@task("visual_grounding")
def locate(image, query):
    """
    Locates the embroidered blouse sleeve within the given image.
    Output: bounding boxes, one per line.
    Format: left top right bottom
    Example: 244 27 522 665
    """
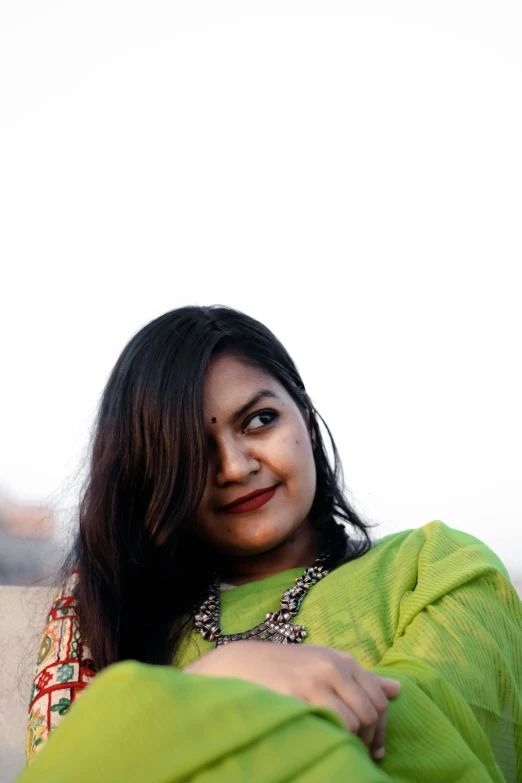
25 570 97 764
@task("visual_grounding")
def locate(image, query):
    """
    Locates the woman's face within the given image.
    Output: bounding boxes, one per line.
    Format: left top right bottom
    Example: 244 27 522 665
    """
192 354 317 557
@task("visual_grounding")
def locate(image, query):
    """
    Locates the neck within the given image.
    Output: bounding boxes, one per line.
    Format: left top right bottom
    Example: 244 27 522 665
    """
217 521 323 587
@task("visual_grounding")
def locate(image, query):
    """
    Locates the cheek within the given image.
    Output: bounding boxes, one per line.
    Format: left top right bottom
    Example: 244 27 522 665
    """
281 426 314 467
275 432 316 492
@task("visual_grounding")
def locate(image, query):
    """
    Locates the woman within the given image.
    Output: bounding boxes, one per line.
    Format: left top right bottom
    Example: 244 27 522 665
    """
21 305 522 782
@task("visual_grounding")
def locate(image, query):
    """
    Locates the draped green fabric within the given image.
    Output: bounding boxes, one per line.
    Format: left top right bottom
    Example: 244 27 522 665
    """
17 521 522 782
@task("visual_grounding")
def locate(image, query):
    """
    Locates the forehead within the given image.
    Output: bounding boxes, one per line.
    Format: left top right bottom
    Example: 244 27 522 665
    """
203 354 284 407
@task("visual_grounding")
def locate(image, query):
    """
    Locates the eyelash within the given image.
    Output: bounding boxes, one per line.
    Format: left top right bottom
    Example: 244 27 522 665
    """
243 408 279 432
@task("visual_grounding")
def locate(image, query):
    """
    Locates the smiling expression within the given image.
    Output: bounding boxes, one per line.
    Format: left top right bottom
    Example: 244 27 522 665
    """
191 354 317 557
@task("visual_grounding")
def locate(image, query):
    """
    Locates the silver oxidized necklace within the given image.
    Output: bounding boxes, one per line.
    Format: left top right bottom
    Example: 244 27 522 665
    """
194 549 331 647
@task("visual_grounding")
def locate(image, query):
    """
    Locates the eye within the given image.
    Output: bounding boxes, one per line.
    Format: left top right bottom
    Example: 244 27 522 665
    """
243 409 279 433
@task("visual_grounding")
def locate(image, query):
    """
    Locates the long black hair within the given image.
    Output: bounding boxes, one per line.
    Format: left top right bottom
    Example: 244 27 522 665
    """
58 305 375 671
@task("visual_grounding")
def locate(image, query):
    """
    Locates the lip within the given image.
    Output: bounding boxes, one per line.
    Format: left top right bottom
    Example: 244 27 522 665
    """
219 485 278 513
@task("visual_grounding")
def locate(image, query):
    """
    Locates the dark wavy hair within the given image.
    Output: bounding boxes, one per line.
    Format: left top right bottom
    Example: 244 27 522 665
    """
58 305 375 671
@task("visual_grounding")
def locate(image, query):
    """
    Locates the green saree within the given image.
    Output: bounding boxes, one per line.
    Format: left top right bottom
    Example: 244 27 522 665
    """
17 521 522 781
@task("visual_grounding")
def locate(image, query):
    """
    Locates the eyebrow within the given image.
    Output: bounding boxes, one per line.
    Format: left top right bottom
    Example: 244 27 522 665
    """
231 389 281 422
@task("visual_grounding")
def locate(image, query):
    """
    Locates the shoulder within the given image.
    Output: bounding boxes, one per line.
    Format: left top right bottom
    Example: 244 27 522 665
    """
368 519 509 580
46 569 80 620
330 520 512 614
26 568 95 764
361 521 516 631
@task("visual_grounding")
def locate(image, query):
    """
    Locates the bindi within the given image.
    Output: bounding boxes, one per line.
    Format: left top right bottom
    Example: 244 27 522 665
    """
211 417 217 423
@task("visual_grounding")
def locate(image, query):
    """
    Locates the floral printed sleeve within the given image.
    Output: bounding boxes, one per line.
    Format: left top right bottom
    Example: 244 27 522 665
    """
25 569 97 764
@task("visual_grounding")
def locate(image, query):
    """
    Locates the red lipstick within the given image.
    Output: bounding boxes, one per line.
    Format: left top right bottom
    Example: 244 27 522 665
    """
219 486 278 514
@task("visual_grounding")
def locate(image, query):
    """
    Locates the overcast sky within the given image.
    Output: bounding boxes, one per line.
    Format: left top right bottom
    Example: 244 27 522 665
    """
1 2 521 576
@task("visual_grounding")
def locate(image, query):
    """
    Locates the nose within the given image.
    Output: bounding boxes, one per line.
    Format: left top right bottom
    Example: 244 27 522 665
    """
214 436 258 485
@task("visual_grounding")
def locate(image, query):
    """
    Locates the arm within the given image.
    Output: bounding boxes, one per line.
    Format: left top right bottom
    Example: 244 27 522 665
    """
369 522 522 782
18 658 393 783
19 524 522 782
26 570 97 764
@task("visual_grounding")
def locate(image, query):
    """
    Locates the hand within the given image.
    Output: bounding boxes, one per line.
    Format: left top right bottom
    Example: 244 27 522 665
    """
184 641 400 760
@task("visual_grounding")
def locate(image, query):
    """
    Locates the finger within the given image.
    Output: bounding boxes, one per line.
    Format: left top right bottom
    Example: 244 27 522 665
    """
317 652 394 753
352 672 392 759
353 671 390 713
328 656 382 749
377 676 401 698
329 674 379 749
332 650 401 698
311 690 362 736
370 701 387 760
368 677 400 759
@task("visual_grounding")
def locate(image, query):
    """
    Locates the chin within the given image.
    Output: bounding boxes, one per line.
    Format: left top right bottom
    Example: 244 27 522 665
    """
217 530 294 558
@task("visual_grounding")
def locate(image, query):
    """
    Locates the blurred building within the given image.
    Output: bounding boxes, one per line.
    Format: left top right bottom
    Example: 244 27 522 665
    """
0 495 63 586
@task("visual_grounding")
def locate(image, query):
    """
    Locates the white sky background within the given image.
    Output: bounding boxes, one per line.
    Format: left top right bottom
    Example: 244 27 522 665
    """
1 2 521 575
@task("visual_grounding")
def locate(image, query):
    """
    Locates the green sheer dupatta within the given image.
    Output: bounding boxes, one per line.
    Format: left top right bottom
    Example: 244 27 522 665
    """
16 660 391 782
17 521 522 782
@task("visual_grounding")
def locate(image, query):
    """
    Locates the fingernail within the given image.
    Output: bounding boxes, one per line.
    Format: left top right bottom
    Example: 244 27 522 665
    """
372 747 385 760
